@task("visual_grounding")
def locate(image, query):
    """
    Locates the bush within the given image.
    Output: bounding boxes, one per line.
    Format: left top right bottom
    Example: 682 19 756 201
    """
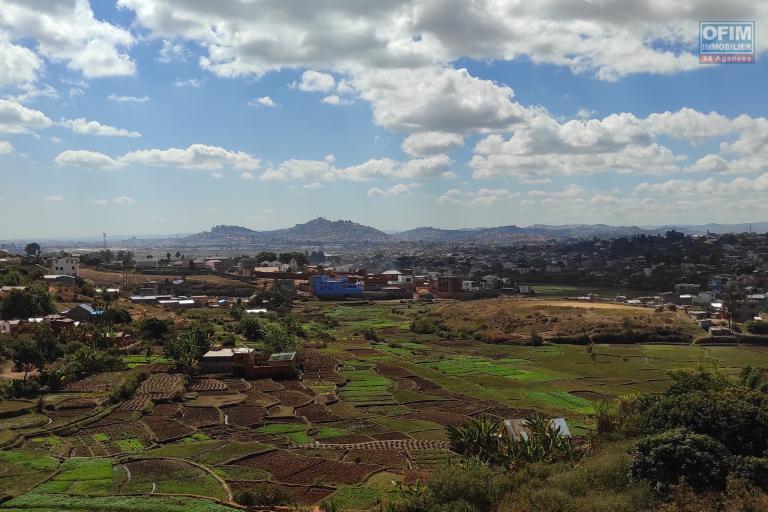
101 307 132 325
638 369 768 456
136 317 169 340
110 370 149 403
746 320 768 335
630 429 731 493
731 456 768 491
238 316 266 341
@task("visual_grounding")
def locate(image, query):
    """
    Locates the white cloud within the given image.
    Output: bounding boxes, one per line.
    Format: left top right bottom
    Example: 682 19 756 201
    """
0 140 12 154
173 78 205 88
158 39 187 62
249 96 277 107
116 0 744 84
0 35 42 86
87 196 137 205
240 171 255 180
399 155 456 179
0 0 135 78
55 150 124 170
295 70 335 92
261 153 457 184
56 144 261 172
0 99 53 134
60 118 141 138
44 195 63 202
368 183 421 197
321 95 352 106
122 144 260 171
107 94 149 103
402 132 464 157
354 67 534 134
437 187 517 206
7 83 59 103
576 108 596 119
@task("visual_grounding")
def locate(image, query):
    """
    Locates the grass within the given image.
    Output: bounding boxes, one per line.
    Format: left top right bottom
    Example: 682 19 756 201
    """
371 417 443 433
122 354 174 368
324 486 382 509
0 450 59 471
523 390 595 414
115 438 144 453
255 423 306 434
1 494 240 511
35 458 114 496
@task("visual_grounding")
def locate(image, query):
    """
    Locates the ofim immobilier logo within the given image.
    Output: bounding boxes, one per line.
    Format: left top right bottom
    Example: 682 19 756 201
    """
700 21 755 64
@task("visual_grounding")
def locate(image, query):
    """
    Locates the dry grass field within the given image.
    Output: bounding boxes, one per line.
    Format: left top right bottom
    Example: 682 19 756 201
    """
425 297 700 343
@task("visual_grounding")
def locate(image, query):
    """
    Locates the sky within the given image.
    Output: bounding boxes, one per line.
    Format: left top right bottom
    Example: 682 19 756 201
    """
1 1 768 238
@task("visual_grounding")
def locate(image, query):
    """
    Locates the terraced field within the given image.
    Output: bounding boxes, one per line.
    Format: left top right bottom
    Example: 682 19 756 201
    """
3 299 768 510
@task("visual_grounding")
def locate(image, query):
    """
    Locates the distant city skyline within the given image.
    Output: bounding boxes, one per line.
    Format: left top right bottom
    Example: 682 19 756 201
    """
1 1 768 238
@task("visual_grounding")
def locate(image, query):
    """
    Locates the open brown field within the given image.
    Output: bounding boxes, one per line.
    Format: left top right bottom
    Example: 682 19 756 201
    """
424 297 701 343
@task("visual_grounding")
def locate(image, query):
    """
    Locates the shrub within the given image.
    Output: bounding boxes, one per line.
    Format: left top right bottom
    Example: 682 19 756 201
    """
731 456 768 491
638 369 768 456
109 369 149 403
630 429 730 493
238 316 266 341
746 320 768 335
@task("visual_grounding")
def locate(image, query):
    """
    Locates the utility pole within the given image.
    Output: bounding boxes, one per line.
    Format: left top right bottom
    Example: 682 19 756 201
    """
103 232 107 250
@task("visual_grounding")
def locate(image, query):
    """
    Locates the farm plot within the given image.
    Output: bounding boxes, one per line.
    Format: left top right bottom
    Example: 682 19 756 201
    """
181 406 222 427
426 355 561 383
34 457 114 495
137 374 186 396
188 378 228 392
222 404 267 428
114 458 228 500
62 372 128 393
228 481 335 505
344 448 409 468
233 449 380 486
337 368 396 407
0 450 59 497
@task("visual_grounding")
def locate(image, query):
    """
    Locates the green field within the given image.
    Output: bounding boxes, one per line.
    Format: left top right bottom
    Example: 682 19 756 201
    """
4 299 768 510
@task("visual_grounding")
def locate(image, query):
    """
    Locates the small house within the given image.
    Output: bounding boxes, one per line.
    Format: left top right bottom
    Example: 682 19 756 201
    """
62 304 103 323
503 418 572 441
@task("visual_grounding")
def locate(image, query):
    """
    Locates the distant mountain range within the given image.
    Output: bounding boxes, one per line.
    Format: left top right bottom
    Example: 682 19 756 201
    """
181 218 768 247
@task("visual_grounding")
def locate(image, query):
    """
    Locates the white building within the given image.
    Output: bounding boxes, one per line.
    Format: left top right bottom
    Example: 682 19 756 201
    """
50 257 80 277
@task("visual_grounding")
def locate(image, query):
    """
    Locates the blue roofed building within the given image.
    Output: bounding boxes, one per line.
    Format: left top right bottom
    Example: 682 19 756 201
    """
310 275 364 299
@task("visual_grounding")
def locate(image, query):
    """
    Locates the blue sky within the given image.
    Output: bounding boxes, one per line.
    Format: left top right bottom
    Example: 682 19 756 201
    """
1 1 767 238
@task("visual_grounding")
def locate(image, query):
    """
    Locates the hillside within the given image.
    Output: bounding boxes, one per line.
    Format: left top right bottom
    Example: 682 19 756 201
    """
266 218 391 243
184 217 391 246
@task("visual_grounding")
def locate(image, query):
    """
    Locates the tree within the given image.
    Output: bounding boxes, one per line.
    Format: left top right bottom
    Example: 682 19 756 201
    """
263 323 298 354
639 369 768 456
0 286 55 320
100 307 132 325
255 252 277 263
630 429 730 493
165 330 210 376
24 242 40 257
239 316 266 341
722 284 746 329
10 338 43 380
137 317 169 340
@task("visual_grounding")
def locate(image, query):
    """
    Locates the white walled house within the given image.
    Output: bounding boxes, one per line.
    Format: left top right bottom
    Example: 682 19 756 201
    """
50 257 80 277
